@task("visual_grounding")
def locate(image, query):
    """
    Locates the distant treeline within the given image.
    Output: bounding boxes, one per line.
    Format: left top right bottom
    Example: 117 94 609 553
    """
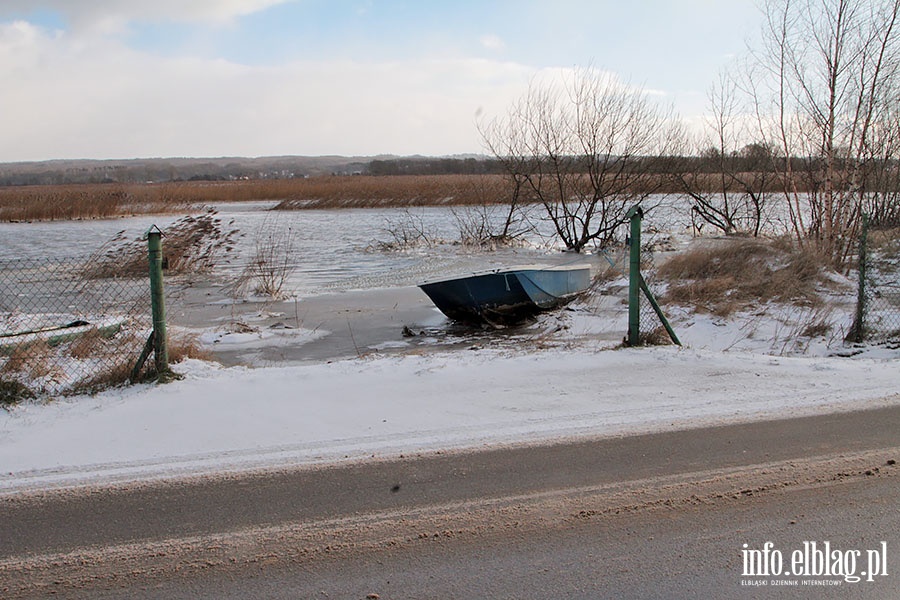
0 155 374 186
368 157 505 176
2 152 896 189
0 156 499 186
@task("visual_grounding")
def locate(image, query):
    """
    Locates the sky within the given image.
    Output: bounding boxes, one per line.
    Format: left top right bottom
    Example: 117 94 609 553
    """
0 0 763 162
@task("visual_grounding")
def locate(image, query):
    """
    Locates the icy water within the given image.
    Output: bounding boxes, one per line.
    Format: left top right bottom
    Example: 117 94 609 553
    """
0 202 606 297
0 199 689 366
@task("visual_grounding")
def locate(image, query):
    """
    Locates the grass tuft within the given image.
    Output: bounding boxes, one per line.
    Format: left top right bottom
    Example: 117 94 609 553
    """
0 379 34 408
657 238 830 316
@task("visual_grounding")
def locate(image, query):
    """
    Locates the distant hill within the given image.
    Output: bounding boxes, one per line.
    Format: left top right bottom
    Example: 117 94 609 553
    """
0 154 498 186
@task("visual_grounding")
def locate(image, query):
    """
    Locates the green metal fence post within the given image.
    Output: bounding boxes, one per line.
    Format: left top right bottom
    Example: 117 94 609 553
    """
853 213 869 343
148 226 169 374
626 205 643 346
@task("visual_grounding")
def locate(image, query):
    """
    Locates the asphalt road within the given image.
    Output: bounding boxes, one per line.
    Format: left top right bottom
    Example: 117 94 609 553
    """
2 404 899 598
110 470 900 600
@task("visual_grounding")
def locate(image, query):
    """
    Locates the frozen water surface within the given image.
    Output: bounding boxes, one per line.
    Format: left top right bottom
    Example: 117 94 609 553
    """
0 202 605 297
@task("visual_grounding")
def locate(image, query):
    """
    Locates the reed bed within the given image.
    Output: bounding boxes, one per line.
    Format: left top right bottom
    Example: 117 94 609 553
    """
0 171 796 223
0 184 189 222
273 174 511 209
0 175 513 222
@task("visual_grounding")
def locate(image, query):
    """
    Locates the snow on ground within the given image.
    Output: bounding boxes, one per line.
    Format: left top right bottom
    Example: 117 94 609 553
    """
1 343 898 494
2 216 898 494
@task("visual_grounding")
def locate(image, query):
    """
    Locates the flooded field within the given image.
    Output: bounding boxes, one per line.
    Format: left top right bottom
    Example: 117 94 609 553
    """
0 201 619 296
0 194 834 374
0 201 637 367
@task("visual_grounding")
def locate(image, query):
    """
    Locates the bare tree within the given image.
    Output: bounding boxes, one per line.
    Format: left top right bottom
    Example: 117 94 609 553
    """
450 174 532 248
673 72 777 236
865 78 900 226
481 67 678 252
747 0 900 268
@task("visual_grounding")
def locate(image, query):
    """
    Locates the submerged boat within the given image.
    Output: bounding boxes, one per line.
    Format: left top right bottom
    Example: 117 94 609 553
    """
418 264 592 326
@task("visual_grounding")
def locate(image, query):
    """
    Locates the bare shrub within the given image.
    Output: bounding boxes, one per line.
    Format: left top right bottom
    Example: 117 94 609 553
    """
231 216 297 299
868 227 900 269
800 319 832 339
377 209 440 251
773 304 841 354
453 204 531 249
658 238 830 316
449 174 532 248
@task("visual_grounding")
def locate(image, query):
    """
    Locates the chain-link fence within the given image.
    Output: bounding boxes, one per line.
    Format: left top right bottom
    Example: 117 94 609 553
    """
853 223 900 344
0 257 151 402
623 206 680 347
638 270 675 345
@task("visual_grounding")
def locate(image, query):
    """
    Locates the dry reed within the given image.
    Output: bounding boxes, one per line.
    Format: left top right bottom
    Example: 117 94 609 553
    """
83 211 240 279
0 175 516 222
657 238 830 317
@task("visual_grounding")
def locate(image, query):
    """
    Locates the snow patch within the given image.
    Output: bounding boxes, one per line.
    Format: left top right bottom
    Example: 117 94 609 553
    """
1 346 897 493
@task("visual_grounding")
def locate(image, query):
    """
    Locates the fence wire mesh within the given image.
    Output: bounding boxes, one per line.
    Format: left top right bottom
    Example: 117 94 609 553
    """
859 228 900 344
0 257 151 400
633 232 679 346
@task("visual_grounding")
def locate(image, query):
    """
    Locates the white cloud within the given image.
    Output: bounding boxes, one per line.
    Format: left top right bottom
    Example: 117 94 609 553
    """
0 24 536 160
480 34 505 51
1 0 291 33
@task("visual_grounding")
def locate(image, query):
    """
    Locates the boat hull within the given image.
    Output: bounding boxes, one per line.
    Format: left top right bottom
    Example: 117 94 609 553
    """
418 265 591 326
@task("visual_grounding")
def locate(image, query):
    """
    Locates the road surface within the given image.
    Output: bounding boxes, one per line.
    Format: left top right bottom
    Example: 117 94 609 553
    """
1 404 898 598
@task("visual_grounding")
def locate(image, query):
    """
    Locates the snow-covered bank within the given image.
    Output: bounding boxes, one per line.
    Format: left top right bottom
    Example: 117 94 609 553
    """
1 346 898 493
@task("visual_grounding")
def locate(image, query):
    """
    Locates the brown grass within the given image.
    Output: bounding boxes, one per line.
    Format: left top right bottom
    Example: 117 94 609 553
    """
0 175 514 222
71 330 209 393
1 341 58 381
868 227 900 263
167 331 212 363
639 326 675 346
0 168 807 223
72 360 136 395
657 238 830 317
272 174 512 209
0 379 34 407
0 184 190 221
67 328 108 359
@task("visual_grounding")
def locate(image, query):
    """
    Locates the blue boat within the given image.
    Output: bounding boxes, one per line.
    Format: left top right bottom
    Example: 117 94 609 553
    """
418 264 592 326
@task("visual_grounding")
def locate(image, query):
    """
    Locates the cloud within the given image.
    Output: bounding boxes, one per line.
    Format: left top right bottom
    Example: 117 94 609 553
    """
0 0 292 33
480 34 505 51
0 23 536 160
